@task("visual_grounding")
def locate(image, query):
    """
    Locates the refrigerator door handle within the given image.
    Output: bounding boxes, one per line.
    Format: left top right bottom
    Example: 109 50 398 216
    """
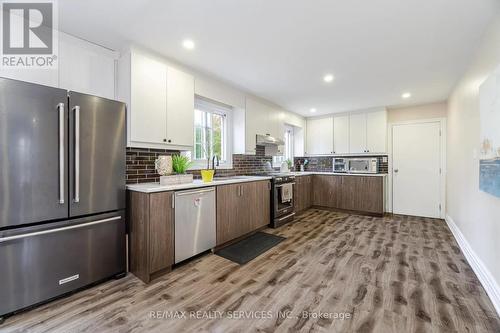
58 102 65 204
0 216 121 243
73 105 80 203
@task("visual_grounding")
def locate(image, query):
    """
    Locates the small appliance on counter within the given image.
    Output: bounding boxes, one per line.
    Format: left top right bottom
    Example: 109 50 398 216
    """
347 158 379 174
333 158 348 173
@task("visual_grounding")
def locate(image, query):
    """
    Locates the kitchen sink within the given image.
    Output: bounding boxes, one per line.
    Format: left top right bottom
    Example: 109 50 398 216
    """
213 176 250 180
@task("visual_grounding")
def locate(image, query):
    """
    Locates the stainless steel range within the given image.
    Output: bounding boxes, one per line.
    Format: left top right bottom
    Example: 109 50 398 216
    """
269 173 296 228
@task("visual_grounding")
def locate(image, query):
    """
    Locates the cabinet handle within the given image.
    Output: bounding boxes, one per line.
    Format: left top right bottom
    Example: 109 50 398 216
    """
163 139 167 142
168 139 172 143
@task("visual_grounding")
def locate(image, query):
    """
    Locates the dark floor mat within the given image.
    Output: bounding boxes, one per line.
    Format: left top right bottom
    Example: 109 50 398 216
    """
215 232 286 265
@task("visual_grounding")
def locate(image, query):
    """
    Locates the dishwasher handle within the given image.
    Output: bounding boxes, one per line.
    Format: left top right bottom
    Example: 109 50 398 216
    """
175 188 215 197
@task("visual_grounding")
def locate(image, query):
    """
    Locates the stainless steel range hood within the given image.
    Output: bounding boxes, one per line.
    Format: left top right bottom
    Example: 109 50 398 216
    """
256 134 285 146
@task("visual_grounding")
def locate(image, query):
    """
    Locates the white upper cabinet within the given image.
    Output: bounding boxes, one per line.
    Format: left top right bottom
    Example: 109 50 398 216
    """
118 50 195 149
130 52 168 144
245 97 285 153
366 110 387 153
0 32 116 98
305 108 387 156
333 114 349 154
59 34 116 99
349 109 387 154
306 117 333 155
245 97 269 153
349 113 368 153
0 66 58 87
269 109 285 139
166 66 194 147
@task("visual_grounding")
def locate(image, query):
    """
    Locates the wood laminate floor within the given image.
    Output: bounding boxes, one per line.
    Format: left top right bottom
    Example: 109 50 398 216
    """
2 209 499 333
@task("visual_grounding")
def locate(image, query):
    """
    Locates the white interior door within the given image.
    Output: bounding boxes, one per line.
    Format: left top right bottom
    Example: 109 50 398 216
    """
392 121 441 218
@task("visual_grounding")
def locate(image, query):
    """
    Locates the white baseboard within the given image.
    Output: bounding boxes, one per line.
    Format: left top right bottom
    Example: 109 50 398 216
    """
445 215 500 316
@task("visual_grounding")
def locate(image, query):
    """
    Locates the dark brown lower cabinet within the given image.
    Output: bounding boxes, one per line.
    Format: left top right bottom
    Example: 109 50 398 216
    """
217 180 270 246
341 176 384 214
294 175 313 213
128 191 174 283
312 175 342 208
311 175 384 215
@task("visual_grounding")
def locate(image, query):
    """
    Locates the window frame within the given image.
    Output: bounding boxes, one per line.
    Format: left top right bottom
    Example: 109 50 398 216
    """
190 96 233 170
272 125 294 168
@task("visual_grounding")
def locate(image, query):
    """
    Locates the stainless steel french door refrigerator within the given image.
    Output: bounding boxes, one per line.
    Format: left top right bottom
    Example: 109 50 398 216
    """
0 78 126 319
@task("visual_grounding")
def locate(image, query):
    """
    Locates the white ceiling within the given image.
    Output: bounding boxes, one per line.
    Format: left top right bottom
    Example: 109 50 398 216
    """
58 0 499 116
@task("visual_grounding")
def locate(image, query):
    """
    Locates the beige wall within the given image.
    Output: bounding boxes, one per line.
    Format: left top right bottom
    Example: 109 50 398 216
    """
447 11 500 310
387 101 447 123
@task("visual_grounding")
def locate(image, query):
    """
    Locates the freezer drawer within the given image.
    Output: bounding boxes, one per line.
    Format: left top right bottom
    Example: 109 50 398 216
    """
174 188 216 263
0 212 126 317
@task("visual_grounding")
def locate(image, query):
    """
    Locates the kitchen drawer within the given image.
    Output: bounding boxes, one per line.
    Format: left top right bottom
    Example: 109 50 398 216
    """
0 213 126 316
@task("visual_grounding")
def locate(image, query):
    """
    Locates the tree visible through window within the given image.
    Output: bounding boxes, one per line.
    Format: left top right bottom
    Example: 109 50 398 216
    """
193 97 228 163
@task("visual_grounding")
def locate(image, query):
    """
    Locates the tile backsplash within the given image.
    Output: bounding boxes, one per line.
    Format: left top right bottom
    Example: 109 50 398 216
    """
126 145 273 184
127 147 389 184
294 155 388 173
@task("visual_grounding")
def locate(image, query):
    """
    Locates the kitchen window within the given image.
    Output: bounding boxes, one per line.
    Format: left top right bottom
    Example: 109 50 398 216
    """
272 125 294 168
192 96 233 168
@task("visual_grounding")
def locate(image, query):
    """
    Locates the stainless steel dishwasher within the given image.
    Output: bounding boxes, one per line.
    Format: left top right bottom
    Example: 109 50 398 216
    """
174 187 216 263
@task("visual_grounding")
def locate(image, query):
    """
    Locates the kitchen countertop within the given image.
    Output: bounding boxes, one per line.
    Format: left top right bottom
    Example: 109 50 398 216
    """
127 176 272 193
291 172 388 177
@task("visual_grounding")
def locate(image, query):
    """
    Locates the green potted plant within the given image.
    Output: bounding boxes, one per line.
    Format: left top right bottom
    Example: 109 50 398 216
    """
172 155 193 174
159 155 194 185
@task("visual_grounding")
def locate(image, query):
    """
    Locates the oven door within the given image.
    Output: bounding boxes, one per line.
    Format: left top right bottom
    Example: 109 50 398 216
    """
274 183 295 217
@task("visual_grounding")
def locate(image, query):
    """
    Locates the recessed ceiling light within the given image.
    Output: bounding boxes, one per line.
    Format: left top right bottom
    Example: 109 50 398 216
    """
402 92 411 99
323 74 334 83
182 39 195 50
310 108 317 113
